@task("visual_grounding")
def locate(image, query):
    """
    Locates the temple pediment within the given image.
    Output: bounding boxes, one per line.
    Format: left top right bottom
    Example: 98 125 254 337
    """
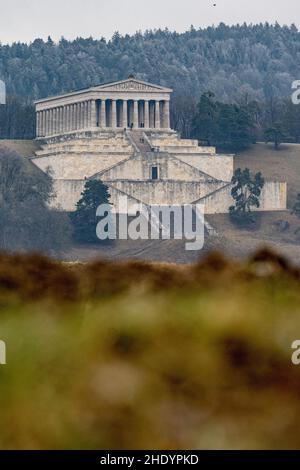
92 78 172 93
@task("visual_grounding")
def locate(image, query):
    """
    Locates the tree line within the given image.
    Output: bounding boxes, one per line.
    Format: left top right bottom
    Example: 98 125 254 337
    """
1 23 300 143
0 23 299 102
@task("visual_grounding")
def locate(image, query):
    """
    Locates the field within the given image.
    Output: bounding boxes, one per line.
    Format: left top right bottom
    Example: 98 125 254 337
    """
1 250 300 449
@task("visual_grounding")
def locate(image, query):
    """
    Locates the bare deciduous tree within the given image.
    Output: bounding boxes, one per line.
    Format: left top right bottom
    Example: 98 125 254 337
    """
0 147 71 254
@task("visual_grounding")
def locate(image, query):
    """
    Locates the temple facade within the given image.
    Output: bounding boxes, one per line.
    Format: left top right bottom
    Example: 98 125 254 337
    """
32 77 287 216
35 77 171 137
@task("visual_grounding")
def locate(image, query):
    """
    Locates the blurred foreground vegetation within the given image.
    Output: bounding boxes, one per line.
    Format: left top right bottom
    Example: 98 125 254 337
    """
0 249 300 449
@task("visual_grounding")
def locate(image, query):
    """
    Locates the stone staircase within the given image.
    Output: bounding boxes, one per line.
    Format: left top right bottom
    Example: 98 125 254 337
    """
127 130 152 154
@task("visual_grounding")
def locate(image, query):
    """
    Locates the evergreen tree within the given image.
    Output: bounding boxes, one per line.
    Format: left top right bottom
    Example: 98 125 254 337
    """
192 93 255 152
70 180 111 244
229 168 265 226
192 92 217 145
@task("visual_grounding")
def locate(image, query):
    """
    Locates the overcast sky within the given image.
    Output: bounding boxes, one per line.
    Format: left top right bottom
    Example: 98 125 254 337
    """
0 0 299 44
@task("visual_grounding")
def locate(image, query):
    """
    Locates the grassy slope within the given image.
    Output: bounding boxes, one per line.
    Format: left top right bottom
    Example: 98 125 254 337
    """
235 142 300 207
0 139 41 158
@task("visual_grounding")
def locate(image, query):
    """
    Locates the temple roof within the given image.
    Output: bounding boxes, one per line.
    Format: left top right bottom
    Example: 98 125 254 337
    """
35 77 172 104
92 78 172 93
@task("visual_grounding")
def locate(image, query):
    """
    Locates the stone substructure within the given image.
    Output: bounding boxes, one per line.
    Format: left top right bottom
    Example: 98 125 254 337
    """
32 78 287 214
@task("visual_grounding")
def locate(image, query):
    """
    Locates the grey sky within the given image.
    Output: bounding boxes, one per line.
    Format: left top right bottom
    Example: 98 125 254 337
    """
0 0 299 44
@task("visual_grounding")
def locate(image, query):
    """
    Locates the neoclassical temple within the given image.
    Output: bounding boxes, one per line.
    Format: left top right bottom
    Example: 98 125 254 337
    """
32 77 286 216
35 77 171 137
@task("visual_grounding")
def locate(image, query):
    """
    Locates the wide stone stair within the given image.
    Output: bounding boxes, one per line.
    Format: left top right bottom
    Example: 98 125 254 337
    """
127 130 153 155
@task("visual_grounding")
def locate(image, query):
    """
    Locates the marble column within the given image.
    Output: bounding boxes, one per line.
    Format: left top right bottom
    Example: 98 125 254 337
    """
79 103 82 129
61 107 64 133
51 109 54 135
80 103 84 130
155 101 161 129
78 103 82 130
42 110 46 136
111 99 117 128
91 100 97 127
59 107 63 133
45 110 49 136
69 105 73 131
64 106 67 132
55 108 59 134
122 100 128 128
85 101 89 128
150 102 155 129
163 100 170 129
61 107 65 133
81 103 85 129
100 99 106 128
73 104 77 131
58 107 62 133
64 106 68 132
53 108 57 134
40 112 43 136
87 101 91 128
68 105 72 131
144 101 149 128
133 100 139 128
67 104 72 132
75 104 79 130
65 106 68 132
44 111 47 136
36 112 41 137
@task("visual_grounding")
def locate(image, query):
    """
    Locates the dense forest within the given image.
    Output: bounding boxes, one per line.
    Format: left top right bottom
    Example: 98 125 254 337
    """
1 23 300 142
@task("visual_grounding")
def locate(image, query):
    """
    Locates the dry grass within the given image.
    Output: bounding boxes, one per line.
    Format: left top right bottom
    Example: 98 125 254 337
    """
235 142 300 207
1 250 300 449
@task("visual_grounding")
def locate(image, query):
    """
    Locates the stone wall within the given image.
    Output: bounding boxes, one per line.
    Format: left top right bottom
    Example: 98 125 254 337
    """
50 178 287 215
32 153 130 180
99 153 221 182
175 155 234 182
52 179 86 212
107 180 227 206
200 181 287 214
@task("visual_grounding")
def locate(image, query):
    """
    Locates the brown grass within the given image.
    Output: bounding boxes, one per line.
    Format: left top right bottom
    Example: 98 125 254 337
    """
0 247 299 303
1 249 300 449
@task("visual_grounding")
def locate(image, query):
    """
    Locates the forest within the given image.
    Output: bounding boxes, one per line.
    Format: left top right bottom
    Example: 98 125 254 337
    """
1 23 300 142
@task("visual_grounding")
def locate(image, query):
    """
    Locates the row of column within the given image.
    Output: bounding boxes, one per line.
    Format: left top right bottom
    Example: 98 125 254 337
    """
37 99 170 137
102 99 170 130
37 100 96 138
